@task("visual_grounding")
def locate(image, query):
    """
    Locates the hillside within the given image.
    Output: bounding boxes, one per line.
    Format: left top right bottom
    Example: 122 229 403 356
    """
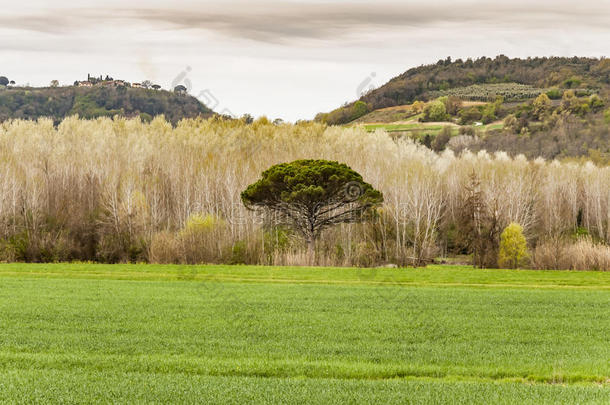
317 56 610 163
0 85 213 124
317 56 610 125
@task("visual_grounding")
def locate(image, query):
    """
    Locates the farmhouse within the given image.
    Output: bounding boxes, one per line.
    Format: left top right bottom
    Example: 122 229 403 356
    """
74 75 135 88
101 80 129 87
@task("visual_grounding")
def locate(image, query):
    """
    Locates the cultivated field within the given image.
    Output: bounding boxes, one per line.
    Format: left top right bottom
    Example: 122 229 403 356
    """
428 83 547 102
362 122 504 134
0 264 608 403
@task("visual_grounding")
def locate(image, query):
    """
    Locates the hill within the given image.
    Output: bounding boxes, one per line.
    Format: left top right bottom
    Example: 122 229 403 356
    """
0 85 214 124
317 56 609 125
317 56 610 163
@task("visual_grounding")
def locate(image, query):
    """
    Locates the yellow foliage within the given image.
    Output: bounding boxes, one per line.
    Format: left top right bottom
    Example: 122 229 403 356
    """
181 213 226 236
498 223 530 269
411 100 425 114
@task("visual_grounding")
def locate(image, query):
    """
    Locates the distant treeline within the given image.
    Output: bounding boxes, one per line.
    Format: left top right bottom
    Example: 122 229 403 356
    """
416 90 609 163
0 86 213 124
453 104 610 164
0 117 607 270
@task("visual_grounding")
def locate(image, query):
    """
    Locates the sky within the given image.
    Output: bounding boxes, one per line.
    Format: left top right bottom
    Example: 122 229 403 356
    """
2 0 609 121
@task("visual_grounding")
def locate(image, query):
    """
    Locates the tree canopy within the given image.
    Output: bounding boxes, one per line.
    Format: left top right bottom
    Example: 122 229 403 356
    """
498 223 530 269
241 159 383 259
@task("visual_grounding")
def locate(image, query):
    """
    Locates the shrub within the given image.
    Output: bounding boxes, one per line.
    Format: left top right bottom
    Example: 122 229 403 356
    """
481 104 497 124
498 223 529 268
503 114 518 132
532 238 610 271
351 101 370 121
432 127 452 152
458 126 475 136
448 134 478 150
149 231 180 264
411 100 425 113
588 94 604 111
532 93 552 120
423 99 448 121
421 134 432 148
546 87 562 99
229 240 247 264
563 76 582 88
181 213 224 235
140 112 153 123
443 96 462 116
178 213 228 264
459 107 482 124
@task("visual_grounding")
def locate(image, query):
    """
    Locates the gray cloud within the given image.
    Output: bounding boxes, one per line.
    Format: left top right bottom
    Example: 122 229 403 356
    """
2 1 609 44
2 0 608 121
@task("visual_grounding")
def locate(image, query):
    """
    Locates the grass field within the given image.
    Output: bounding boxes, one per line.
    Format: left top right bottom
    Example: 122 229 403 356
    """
362 122 504 135
364 123 450 133
0 264 608 403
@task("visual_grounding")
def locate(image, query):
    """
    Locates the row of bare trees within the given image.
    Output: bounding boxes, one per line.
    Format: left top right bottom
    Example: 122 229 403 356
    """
0 116 607 268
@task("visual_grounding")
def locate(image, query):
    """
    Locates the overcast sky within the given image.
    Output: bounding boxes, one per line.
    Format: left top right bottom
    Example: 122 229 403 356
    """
2 0 609 121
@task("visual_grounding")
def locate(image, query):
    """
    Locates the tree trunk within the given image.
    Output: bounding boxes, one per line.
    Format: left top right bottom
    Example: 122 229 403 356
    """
307 236 316 266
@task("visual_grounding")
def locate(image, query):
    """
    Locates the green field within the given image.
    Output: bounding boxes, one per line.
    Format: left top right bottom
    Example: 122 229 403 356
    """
0 264 608 403
364 123 447 133
362 122 503 135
